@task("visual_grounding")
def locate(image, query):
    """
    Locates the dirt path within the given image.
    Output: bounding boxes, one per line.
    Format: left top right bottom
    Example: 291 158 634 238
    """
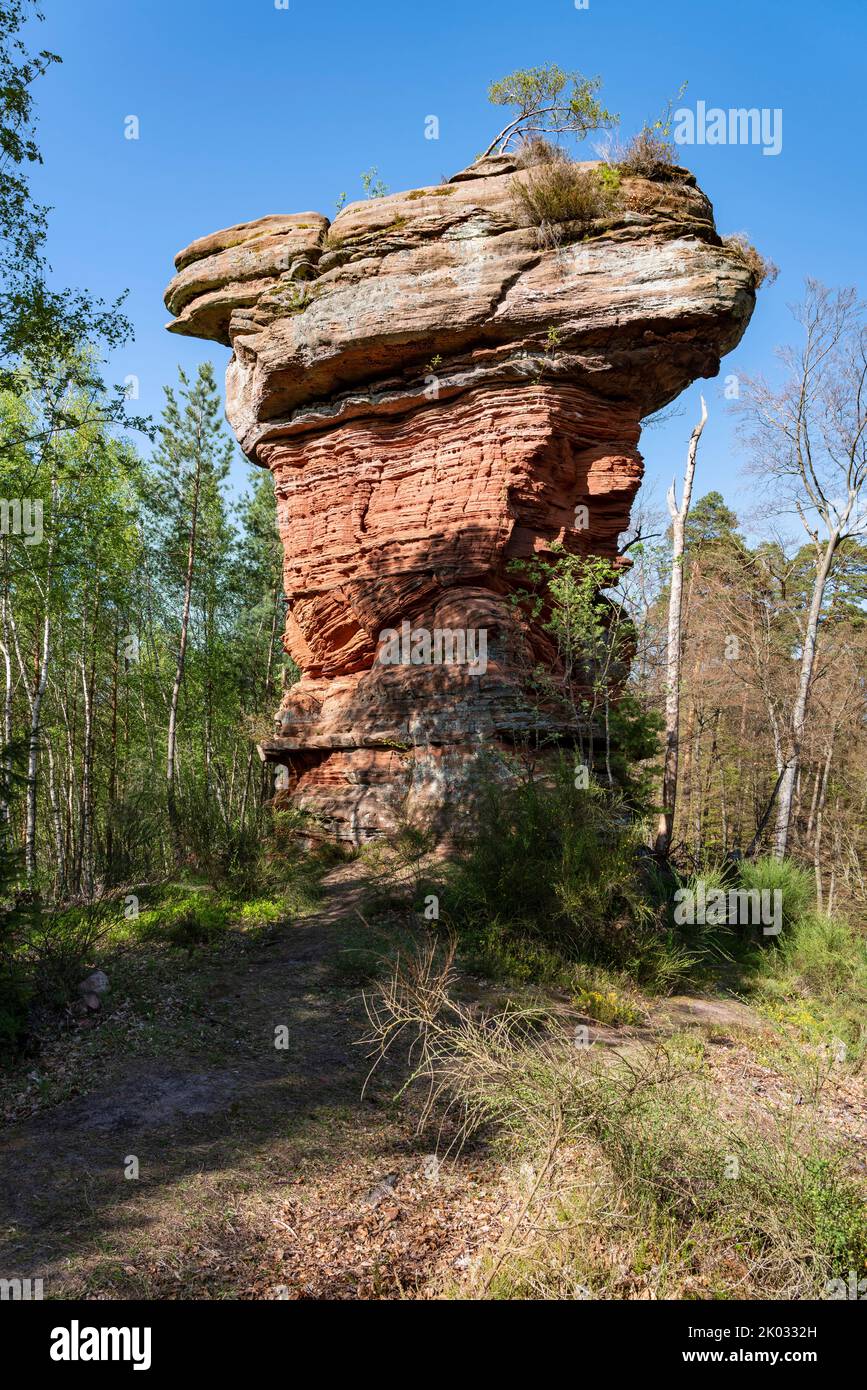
4 868 864 1300
0 866 507 1299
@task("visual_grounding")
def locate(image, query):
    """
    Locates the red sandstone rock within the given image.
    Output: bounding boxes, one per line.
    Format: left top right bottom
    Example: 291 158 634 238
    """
165 155 756 841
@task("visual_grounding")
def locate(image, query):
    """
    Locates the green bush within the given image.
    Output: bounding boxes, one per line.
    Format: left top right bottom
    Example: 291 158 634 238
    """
0 894 116 1058
776 911 867 995
590 1059 867 1285
171 784 264 888
738 855 815 932
0 965 31 1054
137 890 231 948
510 157 619 245
445 764 636 939
372 952 867 1297
441 764 690 992
236 896 286 928
717 856 867 1058
458 917 576 986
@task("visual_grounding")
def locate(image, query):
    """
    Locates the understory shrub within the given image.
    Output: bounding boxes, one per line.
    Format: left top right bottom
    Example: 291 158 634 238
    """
170 783 265 887
649 852 867 1056
0 893 122 1057
738 855 814 930
617 125 677 175
510 153 620 246
365 945 867 1299
440 763 691 992
136 888 231 948
774 910 867 995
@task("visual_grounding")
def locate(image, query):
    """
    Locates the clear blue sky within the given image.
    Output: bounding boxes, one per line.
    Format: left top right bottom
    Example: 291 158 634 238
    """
26 0 867 530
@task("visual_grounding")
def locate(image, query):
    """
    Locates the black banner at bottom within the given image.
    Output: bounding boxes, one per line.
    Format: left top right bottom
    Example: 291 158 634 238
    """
4 1296 863 1375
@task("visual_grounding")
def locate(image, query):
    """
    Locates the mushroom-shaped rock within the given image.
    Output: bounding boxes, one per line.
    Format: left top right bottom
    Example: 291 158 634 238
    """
165 157 755 842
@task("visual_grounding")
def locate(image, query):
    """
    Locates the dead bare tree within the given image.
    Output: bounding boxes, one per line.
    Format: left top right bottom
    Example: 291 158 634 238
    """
654 396 708 857
739 281 867 859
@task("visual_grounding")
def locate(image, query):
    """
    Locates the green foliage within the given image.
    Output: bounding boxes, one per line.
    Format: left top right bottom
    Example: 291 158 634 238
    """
138 363 286 876
647 851 867 1058
755 902 867 1059
0 741 37 1050
0 1 59 268
0 884 120 1058
375 953 867 1297
236 896 285 927
432 770 864 1019
776 910 867 994
587 1057 867 1285
360 167 388 199
510 157 620 245
507 545 659 799
0 4 140 446
739 855 815 931
485 64 617 155
0 352 289 1047
137 889 231 948
684 490 742 551
439 764 688 992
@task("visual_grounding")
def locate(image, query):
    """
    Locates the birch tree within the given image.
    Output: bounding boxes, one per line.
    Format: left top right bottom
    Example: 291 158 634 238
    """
148 364 233 858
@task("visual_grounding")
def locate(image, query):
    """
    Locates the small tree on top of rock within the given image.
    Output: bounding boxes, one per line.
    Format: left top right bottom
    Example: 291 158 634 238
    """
482 64 617 158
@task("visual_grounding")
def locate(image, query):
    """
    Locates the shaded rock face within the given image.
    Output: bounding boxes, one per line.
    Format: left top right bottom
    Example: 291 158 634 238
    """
165 155 755 842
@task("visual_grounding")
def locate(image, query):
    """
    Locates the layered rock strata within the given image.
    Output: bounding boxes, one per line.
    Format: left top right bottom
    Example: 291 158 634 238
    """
165 154 755 841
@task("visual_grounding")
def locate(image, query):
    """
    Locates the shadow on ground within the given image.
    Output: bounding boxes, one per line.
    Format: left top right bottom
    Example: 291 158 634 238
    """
0 870 498 1298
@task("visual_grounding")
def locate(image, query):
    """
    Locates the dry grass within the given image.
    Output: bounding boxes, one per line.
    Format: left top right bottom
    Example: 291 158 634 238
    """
722 233 779 289
364 941 867 1300
616 126 679 176
510 152 620 248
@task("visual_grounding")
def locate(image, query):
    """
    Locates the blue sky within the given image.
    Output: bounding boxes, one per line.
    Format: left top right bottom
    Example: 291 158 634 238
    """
26 0 867 529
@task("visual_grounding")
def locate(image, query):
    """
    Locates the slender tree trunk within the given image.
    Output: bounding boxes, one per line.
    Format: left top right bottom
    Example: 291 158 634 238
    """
827 814 840 916
25 573 52 882
654 396 707 856
692 716 703 868
732 691 748 847
79 655 95 898
0 584 14 841
106 622 119 878
773 532 839 859
812 737 834 909
166 460 202 858
805 762 822 844
22 483 57 885
45 737 66 897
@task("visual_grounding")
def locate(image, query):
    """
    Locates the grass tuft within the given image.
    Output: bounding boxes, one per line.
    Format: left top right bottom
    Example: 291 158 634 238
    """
510 157 620 247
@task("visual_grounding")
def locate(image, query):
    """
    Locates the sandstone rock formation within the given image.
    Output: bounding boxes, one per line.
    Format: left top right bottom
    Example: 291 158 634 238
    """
165 154 756 842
